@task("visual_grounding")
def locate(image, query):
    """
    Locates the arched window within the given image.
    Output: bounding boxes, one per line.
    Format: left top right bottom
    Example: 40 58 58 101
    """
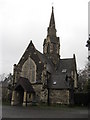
21 56 36 83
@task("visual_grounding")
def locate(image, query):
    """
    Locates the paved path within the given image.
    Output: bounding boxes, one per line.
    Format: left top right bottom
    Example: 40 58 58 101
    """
2 105 88 118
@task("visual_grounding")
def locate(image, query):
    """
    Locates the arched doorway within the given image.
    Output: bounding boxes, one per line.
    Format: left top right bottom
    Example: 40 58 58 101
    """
15 85 24 105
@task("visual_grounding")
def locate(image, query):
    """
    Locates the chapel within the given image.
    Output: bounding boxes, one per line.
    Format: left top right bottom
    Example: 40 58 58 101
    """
11 7 78 106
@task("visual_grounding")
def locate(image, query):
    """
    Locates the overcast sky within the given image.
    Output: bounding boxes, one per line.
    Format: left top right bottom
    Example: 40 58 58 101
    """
89 1 90 34
0 0 89 75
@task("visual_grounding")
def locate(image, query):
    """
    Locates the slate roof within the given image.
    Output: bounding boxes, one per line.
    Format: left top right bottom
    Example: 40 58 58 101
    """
18 41 36 68
49 73 69 89
59 58 75 74
49 58 76 89
14 77 35 93
36 50 55 73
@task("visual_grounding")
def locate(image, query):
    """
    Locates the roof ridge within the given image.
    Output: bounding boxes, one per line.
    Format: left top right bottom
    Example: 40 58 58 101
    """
60 58 74 60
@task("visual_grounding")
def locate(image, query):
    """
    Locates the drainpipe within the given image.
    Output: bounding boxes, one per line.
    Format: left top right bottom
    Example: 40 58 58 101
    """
47 72 51 106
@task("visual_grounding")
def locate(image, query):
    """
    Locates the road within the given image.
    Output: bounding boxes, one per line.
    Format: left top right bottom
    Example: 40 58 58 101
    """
1 105 88 118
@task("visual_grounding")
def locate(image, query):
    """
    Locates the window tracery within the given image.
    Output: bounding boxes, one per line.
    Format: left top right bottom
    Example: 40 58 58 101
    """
21 56 36 83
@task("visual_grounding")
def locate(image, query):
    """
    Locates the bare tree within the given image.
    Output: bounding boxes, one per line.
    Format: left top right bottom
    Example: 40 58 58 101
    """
78 64 88 92
0 73 6 81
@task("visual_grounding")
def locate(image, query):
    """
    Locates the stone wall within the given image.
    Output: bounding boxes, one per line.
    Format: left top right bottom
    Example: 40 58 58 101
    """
50 89 70 105
31 85 70 105
32 84 42 103
40 88 48 103
32 84 48 103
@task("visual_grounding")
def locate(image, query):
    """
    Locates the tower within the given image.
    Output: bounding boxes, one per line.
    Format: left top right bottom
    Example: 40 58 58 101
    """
43 7 60 66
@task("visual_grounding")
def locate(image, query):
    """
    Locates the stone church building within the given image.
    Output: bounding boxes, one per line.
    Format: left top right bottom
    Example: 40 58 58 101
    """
11 7 78 106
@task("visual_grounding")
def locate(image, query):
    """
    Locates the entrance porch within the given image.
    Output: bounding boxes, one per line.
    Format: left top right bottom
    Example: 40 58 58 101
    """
11 77 35 106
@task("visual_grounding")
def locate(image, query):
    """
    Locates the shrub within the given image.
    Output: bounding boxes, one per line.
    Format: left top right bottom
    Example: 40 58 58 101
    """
74 92 88 106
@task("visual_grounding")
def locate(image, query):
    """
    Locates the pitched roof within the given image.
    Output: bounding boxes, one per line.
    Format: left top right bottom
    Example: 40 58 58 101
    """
36 50 55 73
18 41 36 68
14 77 35 93
58 58 75 74
49 58 76 89
49 72 69 89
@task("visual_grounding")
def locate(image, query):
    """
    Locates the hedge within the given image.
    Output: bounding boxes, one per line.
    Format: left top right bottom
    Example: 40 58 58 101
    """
74 92 88 106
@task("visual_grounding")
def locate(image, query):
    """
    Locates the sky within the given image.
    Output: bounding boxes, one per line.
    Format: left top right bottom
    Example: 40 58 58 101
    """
89 1 90 33
0 0 89 75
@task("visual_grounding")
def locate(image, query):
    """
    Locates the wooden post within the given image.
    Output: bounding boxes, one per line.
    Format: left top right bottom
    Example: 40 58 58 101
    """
11 90 15 105
23 91 27 106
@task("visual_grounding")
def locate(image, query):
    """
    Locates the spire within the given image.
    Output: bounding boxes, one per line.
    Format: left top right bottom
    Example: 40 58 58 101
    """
47 6 56 37
49 6 55 28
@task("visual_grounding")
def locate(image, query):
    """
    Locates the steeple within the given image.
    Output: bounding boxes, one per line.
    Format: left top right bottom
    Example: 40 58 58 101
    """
43 6 60 66
47 6 57 37
49 6 55 28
